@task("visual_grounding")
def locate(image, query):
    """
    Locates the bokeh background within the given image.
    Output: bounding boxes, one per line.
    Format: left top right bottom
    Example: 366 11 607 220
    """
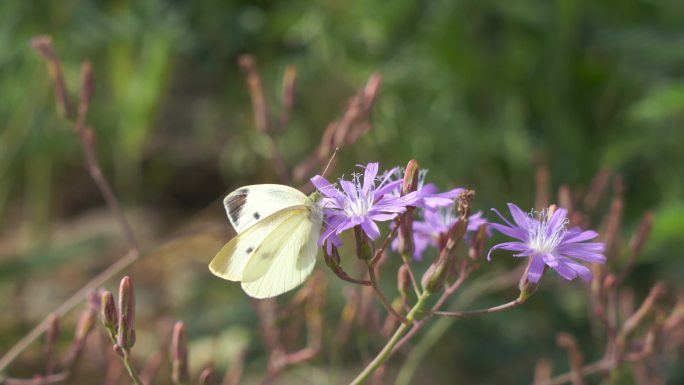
1 1 683 384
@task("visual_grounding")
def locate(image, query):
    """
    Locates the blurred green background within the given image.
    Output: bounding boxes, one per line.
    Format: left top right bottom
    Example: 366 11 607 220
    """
1 0 683 384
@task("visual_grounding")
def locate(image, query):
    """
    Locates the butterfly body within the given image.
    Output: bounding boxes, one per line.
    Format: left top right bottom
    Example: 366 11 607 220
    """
209 184 323 298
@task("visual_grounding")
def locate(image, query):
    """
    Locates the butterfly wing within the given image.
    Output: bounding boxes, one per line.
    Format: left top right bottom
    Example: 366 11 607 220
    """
241 205 323 298
209 207 303 281
223 184 309 233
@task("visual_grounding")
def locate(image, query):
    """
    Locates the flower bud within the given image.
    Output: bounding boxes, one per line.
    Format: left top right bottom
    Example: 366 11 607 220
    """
629 212 653 255
171 321 190 385
100 290 118 331
198 367 214 385
113 344 124 357
401 159 419 196
421 254 449 294
422 217 468 294
117 276 136 350
397 160 419 257
518 260 545 303
468 224 488 261
324 243 342 270
397 264 411 307
282 66 297 114
354 226 374 261
46 313 60 345
80 61 94 106
75 306 95 342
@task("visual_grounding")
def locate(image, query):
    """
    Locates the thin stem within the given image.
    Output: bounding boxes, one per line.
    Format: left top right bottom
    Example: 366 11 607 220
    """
78 131 141 253
2 372 69 385
400 254 422 299
431 298 522 318
366 262 408 325
265 134 292 185
533 359 611 385
371 214 404 268
391 270 471 355
349 291 432 385
122 351 145 385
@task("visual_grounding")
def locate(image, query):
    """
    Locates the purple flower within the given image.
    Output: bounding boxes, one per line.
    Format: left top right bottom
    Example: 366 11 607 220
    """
416 183 464 209
389 169 464 209
392 207 489 260
311 163 419 249
488 203 606 283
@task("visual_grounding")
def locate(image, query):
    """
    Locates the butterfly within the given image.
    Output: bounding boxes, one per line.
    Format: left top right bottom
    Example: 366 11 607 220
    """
209 184 324 298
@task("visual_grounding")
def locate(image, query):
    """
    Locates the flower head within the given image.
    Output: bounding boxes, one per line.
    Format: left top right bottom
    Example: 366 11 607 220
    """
488 203 606 283
311 163 419 249
393 207 489 260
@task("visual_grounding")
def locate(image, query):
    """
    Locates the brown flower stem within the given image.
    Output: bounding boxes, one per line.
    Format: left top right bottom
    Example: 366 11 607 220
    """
366 261 408 325
265 134 292 185
2 41 146 373
0 250 138 373
533 360 611 385
222 350 246 385
2 372 69 385
556 332 586 385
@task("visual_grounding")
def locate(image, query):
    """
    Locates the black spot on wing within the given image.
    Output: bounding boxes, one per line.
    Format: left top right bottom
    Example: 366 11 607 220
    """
227 190 248 224
253 212 261 220
246 247 254 253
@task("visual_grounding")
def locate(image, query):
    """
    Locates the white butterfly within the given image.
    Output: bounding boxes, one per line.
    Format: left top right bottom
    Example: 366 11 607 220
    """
209 184 323 298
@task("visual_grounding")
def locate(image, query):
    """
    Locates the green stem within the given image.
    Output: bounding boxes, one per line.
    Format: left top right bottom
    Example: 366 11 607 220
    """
393 269 522 385
122 350 145 385
349 291 432 385
431 298 522 318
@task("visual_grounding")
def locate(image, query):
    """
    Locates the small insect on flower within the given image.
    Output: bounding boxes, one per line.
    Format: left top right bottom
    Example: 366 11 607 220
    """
488 203 606 283
311 162 419 248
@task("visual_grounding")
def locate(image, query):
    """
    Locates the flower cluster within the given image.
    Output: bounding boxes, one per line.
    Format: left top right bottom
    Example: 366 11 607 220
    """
312 162 606 285
312 163 483 259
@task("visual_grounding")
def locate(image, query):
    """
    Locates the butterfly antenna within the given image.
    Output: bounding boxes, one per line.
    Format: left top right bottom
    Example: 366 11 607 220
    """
321 147 339 178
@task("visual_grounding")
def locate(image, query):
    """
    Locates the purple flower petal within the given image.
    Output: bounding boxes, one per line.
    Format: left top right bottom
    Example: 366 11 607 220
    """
527 256 545 283
487 241 528 261
311 175 345 202
546 208 568 238
563 229 599 243
361 219 381 240
507 203 532 232
362 163 379 195
561 258 593 282
489 223 528 241
544 254 577 281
